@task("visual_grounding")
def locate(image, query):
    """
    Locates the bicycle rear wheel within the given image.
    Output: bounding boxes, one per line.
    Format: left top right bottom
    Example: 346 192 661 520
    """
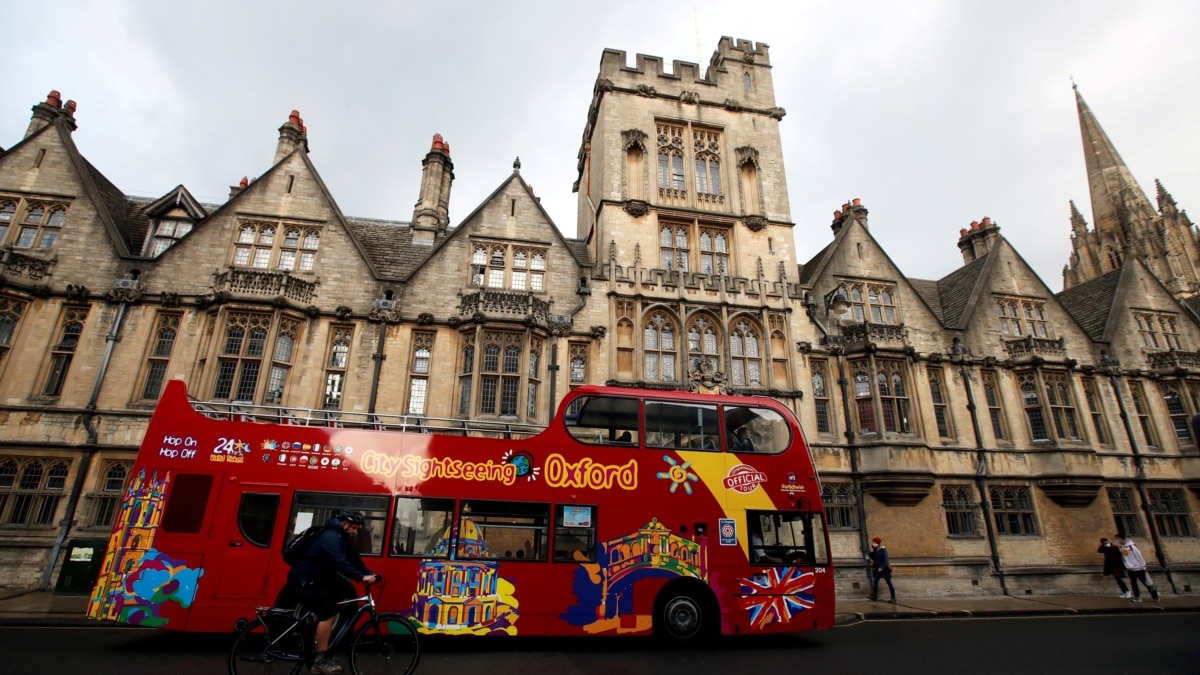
229 614 308 675
349 613 420 675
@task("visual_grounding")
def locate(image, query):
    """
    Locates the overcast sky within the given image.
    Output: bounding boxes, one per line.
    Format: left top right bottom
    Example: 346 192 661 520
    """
3 0 1197 292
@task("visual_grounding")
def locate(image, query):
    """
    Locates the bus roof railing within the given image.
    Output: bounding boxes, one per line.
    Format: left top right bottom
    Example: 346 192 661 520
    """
187 399 545 440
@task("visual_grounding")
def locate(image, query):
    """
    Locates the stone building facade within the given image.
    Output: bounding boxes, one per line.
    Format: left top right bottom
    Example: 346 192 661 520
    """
0 37 1196 597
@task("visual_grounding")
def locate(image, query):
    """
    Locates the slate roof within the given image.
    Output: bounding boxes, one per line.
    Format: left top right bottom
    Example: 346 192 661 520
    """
344 217 438 280
81 156 144 255
1057 267 1122 341
909 278 944 324
936 256 989 329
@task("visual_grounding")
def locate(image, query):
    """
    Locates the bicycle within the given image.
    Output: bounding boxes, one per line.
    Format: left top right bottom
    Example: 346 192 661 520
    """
229 578 420 675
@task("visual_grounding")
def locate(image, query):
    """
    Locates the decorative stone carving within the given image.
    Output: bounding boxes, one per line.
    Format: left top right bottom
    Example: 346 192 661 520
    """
447 316 461 327
735 146 760 168
1003 336 1067 359
766 106 787 120
620 128 648 150
213 268 317 303
305 305 320 317
335 305 353 321
547 314 573 335
623 200 649 217
742 52 755 64
472 311 487 324
160 292 181 308
842 322 908 346
744 215 766 232
65 283 89 304
369 306 400 323
723 98 742 112
272 296 289 308
106 278 144 304
595 78 614 92
416 312 434 325
679 90 700 104
609 240 617 263
687 360 726 394
4 251 53 280
458 290 551 323
590 325 607 339
636 84 657 97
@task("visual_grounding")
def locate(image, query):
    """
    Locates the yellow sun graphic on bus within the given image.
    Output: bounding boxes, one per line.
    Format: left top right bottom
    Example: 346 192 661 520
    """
656 455 699 495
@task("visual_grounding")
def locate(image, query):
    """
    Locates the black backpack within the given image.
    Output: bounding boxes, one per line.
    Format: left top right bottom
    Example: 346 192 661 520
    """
282 525 324 565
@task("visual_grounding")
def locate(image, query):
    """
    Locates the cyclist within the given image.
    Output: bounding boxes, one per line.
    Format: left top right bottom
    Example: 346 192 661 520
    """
281 510 378 675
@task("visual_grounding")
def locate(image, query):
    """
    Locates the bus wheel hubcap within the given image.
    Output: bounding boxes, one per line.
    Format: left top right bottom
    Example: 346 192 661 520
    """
664 597 700 637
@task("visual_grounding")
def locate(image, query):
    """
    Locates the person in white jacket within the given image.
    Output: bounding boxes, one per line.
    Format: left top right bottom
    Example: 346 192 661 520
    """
1116 534 1160 602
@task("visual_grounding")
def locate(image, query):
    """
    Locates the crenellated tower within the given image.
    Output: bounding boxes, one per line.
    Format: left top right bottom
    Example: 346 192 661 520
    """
572 36 801 393
1063 86 1199 297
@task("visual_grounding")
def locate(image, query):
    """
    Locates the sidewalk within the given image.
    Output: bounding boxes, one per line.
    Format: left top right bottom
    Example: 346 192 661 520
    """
835 591 1200 625
3 587 1198 628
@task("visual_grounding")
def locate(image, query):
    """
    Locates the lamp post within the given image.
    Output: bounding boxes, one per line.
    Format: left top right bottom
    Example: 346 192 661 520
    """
951 339 1009 595
1100 353 1176 593
805 288 872 590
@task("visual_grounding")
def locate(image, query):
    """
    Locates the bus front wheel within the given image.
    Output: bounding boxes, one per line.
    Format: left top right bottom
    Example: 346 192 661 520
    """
654 585 713 642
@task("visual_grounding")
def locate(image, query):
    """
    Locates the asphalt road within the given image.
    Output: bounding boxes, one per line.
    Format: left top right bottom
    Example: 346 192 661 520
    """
2 613 1198 674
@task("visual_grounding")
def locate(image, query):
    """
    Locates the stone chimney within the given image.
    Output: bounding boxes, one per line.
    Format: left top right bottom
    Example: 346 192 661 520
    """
25 90 76 138
411 133 455 246
830 198 868 235
274 110 308 164
957 217 1001 264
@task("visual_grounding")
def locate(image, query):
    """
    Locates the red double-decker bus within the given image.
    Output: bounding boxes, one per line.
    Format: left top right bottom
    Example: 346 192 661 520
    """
87 380 834 639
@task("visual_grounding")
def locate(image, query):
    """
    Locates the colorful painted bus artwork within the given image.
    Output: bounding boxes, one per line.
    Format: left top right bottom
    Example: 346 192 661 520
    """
86 468 204 627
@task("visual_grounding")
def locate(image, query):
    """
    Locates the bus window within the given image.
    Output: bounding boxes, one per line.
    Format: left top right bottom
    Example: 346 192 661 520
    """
554 504 597 562
724 406 790 454
563 396 640 446
645 401 720 451
458 500 549 561
237 493 280 547
286 492 389 556
161 474 214 533
747 510 827 566
391 497 455 557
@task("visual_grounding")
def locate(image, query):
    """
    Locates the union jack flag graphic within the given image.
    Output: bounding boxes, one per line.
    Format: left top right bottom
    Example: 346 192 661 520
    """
737 567 816 629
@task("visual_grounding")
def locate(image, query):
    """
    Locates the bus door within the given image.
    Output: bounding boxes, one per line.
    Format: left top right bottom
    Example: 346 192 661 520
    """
212 482 289 598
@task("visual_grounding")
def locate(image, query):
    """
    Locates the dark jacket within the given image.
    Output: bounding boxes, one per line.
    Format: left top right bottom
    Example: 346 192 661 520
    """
1099 541 1125 578
287 517 372 585
870 545 892 578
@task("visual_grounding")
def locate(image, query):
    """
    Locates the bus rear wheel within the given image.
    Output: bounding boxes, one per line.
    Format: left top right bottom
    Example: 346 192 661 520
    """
656 589 710 642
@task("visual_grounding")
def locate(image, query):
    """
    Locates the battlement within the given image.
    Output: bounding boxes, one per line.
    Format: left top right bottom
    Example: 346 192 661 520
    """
597 36 771 92
712 37 771 68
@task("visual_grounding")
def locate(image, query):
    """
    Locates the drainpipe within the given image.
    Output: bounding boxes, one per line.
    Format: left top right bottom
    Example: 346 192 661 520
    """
952 341 1009 595
1102 356 1177 593
41 297 128 590
804 294 872 589
367 321 386 415
547 276 592 420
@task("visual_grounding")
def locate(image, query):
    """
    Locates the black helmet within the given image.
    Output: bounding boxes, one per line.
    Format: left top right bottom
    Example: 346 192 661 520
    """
337 509 366 526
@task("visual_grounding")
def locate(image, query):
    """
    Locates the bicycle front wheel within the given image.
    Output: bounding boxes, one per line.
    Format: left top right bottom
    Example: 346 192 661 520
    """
229 615 308 675
349 613 420 675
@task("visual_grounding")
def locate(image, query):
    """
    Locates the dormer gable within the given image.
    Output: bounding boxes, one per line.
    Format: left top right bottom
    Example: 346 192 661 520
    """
138 185 208 257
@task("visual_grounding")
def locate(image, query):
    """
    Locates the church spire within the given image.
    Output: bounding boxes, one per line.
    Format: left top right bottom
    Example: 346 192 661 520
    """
1074 85 1156 239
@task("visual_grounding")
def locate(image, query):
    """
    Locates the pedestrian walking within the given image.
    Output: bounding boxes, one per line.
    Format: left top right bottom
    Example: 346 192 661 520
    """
1098 537 1130 598
868 536 895 603
1115 533 1160 603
